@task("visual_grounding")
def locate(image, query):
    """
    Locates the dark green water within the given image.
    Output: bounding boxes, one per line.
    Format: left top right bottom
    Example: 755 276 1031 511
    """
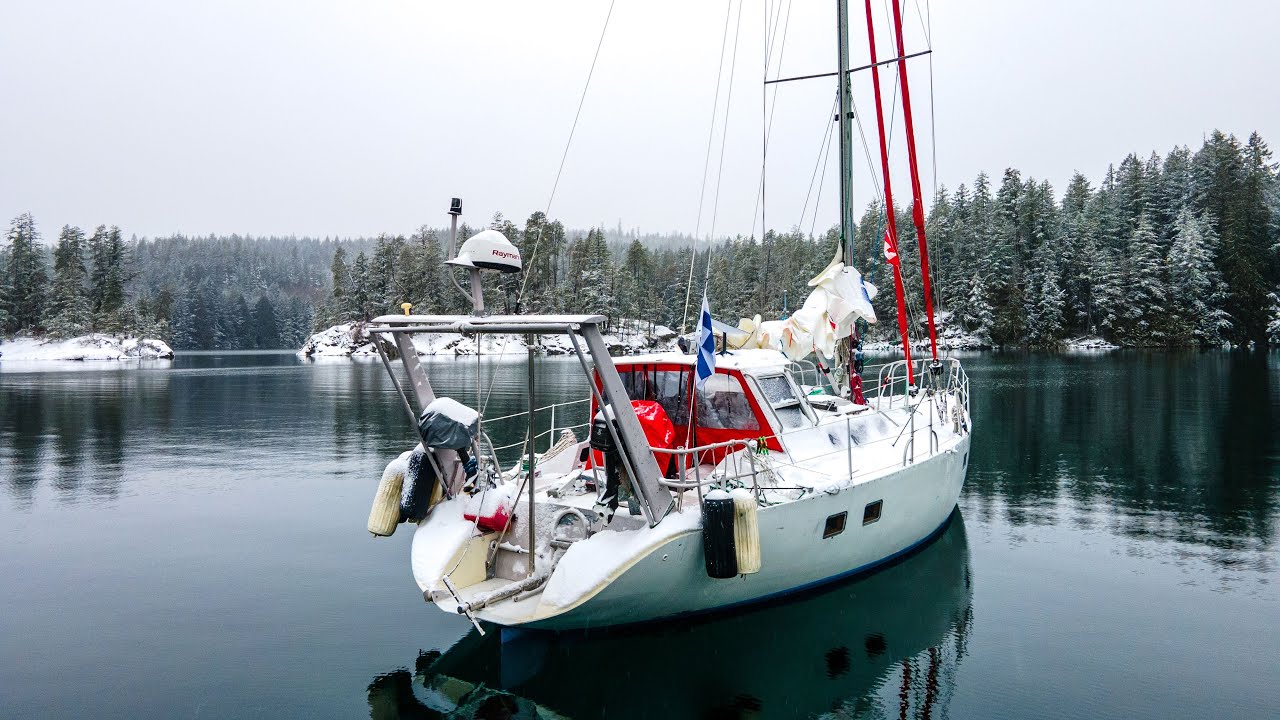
0 351 1276 719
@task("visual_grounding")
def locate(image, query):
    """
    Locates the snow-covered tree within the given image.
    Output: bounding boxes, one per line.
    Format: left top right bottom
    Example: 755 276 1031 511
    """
1122 215 1167 343
1268 292 1280 345
1167 209 1231 346
46 225 93 338
958 273 993 341
87 225 127 332
2 213 48 334
1025 243 1065 347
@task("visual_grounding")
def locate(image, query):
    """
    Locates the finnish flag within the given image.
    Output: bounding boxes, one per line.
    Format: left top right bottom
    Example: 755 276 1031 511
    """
696 293 715 390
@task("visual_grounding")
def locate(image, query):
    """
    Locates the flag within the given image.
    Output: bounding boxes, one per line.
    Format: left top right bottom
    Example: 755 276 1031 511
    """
883 229 900 267
695 293 715 390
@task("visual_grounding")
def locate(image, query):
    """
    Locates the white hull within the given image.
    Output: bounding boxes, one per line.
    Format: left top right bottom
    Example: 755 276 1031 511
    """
410 513 973 719
505 435 967 630
387 346 974 632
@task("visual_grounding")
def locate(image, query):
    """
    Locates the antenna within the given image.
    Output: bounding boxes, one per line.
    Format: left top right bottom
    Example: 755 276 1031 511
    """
447 197 463 257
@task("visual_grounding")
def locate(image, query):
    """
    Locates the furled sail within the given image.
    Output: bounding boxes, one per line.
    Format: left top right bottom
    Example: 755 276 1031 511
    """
733 255 877 362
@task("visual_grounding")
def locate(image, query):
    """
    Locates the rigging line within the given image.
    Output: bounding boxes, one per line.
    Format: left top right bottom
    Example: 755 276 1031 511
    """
853 95 884 203
751 0 794 239
485 0 614 417
913 0 932 47
926 0 938 206
707 0 746 243
764 0 787 77
764 49 931 85
924 0 943 312
809 129 835 238
694 0 735 241
891 0 939 360
752 0 762 245
882 0 902 154
799 94 838 232
682 0 735 335
516 0 616 308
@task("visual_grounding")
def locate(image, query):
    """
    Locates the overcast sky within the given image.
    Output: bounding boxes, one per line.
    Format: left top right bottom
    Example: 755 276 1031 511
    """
2 0 1277 242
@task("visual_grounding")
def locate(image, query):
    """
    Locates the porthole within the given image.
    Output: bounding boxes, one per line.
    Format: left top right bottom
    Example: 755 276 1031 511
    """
863 500 882 525
823 512 847 539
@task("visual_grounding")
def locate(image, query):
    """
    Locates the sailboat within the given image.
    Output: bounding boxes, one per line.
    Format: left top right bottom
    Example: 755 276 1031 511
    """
365 0 972 632
369 514 972 719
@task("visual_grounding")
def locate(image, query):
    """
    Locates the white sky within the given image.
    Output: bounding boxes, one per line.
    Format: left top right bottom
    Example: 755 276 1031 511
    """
2 0 1277 241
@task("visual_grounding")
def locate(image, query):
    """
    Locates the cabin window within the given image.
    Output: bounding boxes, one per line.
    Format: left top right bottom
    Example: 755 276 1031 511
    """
617 367 690 426
863 500 882 525
823 512 847 538
695 374 760 431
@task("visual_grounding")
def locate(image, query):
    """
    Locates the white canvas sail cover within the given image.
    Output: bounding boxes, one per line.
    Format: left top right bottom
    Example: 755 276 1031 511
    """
734 256 876 361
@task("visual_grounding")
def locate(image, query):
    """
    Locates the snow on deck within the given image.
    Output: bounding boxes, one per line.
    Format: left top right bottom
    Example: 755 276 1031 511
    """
0 334 174 361
539 507 702 611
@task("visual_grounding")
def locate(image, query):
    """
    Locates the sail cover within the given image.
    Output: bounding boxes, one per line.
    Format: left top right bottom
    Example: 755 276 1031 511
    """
734 256 877 362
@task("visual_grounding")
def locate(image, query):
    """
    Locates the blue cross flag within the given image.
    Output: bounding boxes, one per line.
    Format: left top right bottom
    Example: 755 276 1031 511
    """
696 293 715 390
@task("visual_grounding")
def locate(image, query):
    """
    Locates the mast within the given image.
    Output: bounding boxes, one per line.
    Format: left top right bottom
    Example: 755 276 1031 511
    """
891 0 940 365
835 0 854 265
862 0 915 385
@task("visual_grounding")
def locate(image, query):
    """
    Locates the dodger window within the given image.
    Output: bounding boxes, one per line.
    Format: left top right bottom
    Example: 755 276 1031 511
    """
755 374 812 430
695 373 761 431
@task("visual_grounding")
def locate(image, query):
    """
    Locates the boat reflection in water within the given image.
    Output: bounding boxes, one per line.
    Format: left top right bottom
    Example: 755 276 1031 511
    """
367 510 973 720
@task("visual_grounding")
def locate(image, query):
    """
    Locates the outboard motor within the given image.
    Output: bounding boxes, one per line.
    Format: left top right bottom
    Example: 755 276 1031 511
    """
590 408 625 524
404 397 480 520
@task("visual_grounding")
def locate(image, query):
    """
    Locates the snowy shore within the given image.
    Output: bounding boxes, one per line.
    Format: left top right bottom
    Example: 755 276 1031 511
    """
0 334 175 361
299 321 680 358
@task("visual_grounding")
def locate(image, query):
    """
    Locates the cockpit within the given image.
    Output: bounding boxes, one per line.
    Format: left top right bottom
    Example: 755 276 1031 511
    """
597 353 816 464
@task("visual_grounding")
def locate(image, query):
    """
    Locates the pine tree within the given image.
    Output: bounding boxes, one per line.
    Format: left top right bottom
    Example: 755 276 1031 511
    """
46 225 92 338
350 251 371 320
570 229 615 324
369 234 406 314
253 296 281 348
1090 245 1125 340
2 213 48 334
1268 292 1280 345
1024 242 1065 347
1122 215 1167 343
1167 209 1231 346
959 273 993 341
324 245 351 326
88 225 127 332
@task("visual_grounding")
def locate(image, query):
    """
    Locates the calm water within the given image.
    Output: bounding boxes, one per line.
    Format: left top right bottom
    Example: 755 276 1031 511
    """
0 351 1277 719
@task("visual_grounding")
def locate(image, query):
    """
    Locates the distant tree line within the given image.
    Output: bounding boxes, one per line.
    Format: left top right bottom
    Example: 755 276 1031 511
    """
321 131 1279 348
5 129 1278 350
0 226 337 350
914 130 1279 348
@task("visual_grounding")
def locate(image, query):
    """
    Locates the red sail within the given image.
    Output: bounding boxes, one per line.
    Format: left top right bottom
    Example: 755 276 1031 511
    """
890 0 939 362
863 0 914 385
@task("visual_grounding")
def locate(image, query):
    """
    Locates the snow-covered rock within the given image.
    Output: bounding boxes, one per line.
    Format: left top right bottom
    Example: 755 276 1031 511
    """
1063 336 1120 351
298 322 381 358
863 311 992 353
300 320 679 358
0 334 174 361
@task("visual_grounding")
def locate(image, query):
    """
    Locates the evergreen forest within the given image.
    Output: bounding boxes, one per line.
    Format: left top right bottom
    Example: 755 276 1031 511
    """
2 130 1278 351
